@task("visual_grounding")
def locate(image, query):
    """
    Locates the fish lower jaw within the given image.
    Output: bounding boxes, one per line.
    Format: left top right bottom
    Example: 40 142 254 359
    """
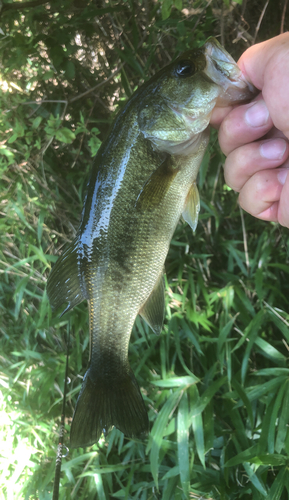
205 59 257 105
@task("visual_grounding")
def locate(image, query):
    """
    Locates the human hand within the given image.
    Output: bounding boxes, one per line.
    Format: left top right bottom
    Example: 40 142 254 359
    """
210 33 289 228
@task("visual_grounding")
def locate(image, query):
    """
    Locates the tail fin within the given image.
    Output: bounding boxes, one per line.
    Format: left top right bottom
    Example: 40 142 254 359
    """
70 368 149 448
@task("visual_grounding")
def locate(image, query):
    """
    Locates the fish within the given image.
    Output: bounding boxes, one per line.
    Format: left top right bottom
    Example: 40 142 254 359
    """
47 38 256 448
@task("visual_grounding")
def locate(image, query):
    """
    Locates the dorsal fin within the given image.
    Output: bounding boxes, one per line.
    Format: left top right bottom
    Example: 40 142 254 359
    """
47 238 86 316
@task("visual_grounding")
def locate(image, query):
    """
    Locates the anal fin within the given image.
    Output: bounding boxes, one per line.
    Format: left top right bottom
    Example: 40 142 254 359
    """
182 181 200 232
139 273 165 335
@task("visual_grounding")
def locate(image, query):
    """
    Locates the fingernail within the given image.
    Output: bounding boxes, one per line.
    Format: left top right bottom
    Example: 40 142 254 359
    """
277 168 288 185
245 100 269 127
260 139 287 160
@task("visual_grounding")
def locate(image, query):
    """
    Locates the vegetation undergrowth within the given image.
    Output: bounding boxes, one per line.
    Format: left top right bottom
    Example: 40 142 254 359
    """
1 1 289 499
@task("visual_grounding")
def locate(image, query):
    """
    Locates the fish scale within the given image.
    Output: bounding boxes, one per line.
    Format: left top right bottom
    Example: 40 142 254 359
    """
47 38 257 448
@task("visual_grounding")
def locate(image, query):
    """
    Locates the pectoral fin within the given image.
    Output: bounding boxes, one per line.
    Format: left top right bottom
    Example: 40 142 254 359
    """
182 182 200 232
139 273 165 335
47 238 87 316
135 156 178 210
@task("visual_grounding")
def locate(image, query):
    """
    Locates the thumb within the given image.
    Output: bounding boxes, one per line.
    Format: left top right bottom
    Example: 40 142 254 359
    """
238 33 289 138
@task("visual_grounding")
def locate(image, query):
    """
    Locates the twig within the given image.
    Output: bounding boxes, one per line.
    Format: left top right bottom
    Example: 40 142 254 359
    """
241 0 248 17
14 65 123 111
191 0 214 38
71 96 98 169
52 327 70 500
281 0 288 33
264 301 289 327
220 1 224 48
211 161 221 204
40 100 67 159
69 64 124 104
0 0 49 13
252 0 270 44
17 99 68 106
239 207 249 273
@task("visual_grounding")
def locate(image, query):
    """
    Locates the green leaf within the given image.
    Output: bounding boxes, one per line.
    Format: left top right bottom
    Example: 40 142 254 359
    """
253 368 289 376
121 68 132 97
55 127 75 144
275 379 289 453
267 309 289 344
190 376 227 418
255 337 287 363
232 377 254 429
180 319 203 355
243 462 268 496
192 408 205 468
255 267 264 301
250 454 287 466
148 390 181 488
151 375 199 387
42 69 54 80
162 0 172 19
88 135 102 157
7 119 26 143
267 467 288 500
267 381 287 454
0 146 15 164
31 116 42 129
233 376 288 407
241 310 266 383
229 438 268 496
177 392 190 497
65 60 75 79
217 316 235 359
224 445 259 467
203 401 214 453
92 456 107 500
13 276 30 319
174 0 182 10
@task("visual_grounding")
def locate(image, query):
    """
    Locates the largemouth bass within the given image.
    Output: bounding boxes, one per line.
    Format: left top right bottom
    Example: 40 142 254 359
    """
47 38 256 448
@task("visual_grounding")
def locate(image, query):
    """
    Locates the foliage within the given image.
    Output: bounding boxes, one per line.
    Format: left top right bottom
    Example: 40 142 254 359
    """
1 1 289 499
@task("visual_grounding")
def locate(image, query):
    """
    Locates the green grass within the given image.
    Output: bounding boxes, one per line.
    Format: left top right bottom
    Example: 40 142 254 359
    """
1 1 289 499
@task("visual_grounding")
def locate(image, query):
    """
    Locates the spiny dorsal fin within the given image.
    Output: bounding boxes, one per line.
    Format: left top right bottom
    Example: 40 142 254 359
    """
139 273 165 335
47 238 86 316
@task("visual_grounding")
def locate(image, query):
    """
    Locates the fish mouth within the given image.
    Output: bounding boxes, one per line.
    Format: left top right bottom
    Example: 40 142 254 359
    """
203 37 258 105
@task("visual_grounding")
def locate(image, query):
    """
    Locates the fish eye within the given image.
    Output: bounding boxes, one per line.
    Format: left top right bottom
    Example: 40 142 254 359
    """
175 60 195 77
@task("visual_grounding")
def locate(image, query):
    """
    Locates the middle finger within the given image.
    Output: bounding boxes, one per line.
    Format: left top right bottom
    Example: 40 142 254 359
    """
224 138 289 192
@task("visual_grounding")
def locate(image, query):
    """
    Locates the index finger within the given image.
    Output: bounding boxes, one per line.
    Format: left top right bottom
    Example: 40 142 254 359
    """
210 105 233 129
